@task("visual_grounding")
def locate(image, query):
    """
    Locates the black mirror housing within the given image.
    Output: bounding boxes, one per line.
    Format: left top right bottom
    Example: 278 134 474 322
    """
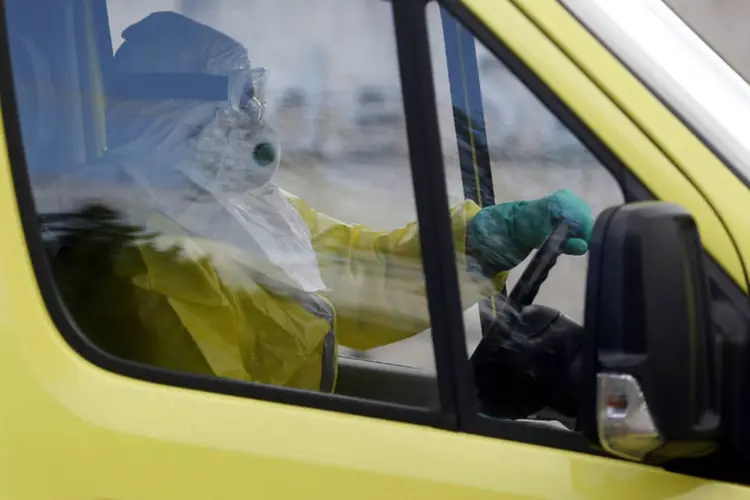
579 202 720 464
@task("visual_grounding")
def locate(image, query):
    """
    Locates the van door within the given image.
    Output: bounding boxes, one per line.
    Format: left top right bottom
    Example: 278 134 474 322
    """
433 0 750 492
0 0 468 498
1 0 749 499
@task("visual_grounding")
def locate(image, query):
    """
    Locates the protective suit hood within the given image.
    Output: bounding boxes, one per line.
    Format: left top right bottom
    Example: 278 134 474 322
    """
52 11 328 293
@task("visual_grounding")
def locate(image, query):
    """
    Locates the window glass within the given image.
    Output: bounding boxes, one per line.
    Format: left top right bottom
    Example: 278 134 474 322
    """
7 0 458 408
428 6 624 425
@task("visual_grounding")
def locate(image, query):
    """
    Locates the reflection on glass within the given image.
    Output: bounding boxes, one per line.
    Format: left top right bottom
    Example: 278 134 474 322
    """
428 5 624 424
11 0 480 406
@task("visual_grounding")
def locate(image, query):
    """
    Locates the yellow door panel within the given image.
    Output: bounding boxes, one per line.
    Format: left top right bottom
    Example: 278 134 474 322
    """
0 97 742 498
2 0 748 497
455 0 750 495
463 0 747 292
511 0 750 291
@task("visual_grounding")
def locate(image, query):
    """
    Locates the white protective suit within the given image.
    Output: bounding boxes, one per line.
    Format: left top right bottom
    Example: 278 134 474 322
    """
35 11 503 391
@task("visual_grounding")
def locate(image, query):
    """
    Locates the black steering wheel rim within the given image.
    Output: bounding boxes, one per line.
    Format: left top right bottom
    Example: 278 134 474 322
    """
507 222 569 309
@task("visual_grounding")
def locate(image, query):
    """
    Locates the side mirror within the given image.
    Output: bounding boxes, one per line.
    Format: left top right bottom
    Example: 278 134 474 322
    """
579 202 720 464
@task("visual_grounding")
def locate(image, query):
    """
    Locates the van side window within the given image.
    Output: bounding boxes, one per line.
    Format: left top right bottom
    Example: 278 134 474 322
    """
428 5 624 426
430 6 623 336
11 0 458 413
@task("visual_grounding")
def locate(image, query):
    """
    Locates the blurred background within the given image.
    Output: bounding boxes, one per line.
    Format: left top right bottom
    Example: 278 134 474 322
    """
665 0 750 81
102 0 747 371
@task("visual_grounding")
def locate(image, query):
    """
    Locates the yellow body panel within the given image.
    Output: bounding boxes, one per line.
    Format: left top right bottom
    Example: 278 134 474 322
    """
464 0 747 291
1 0 749 498
511 0 750 290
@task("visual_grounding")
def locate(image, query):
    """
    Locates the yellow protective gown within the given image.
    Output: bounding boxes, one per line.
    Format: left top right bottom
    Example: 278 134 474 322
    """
36 10 508 392
56 193 507 392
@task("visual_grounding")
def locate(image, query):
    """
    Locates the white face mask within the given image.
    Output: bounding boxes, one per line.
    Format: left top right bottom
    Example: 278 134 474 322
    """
107 98 328 295
188 106 280 195
167 106 327 294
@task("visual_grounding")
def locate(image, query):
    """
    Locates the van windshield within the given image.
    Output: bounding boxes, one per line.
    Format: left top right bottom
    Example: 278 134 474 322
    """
562 0 750 185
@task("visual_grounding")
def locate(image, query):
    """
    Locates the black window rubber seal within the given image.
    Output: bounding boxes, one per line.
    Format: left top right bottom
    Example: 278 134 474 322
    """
552 0 750 295
392 0 475 427
0 0 455 430
437 0 750 460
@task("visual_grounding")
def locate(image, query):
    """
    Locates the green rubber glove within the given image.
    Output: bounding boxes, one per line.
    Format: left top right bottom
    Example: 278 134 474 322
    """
467 189 594 274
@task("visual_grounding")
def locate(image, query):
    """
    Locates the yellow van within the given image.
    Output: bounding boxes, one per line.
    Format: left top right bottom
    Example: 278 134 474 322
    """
2 0 750 497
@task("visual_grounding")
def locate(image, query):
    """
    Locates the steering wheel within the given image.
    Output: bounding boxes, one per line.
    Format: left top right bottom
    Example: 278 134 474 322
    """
473 221 586 420
472 221 586 420
507 222 570 309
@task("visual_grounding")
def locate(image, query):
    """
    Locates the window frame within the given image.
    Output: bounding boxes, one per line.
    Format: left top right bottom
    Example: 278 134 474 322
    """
0 0 461 430
4 0 748 471
436 0 629 454
560 0 750 191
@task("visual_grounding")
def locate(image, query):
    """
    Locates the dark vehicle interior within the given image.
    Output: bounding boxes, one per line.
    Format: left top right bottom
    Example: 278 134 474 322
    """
11 0 523 412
